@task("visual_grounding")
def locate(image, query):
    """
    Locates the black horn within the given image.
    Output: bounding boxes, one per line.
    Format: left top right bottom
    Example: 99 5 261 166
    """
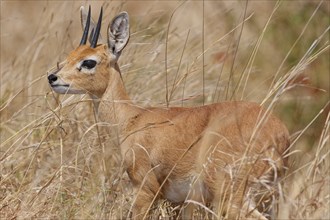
91 7 103 48
80 6 91 46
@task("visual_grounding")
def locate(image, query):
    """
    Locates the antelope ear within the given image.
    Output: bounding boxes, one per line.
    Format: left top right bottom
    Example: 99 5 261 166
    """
108 12 129 58
80 6 103 44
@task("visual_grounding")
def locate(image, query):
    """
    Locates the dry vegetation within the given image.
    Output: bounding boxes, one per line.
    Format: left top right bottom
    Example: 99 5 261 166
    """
1 1 329 219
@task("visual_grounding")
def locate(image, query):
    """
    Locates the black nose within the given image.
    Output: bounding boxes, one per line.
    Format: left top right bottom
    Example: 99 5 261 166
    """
48 74 58 84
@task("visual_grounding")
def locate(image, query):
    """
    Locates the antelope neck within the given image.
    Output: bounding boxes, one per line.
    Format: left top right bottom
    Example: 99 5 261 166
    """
98 63 140 128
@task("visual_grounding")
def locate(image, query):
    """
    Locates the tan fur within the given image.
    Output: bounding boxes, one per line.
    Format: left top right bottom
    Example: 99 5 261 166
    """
48 11 290 220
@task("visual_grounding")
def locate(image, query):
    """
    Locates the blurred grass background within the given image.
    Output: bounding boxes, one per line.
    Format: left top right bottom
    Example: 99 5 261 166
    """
1 1 329 219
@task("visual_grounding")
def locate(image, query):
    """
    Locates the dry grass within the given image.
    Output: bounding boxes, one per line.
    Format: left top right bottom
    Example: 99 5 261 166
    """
1 1 329 219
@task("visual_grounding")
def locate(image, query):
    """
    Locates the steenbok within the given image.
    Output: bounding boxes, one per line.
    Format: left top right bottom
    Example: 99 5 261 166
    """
47 6 290 220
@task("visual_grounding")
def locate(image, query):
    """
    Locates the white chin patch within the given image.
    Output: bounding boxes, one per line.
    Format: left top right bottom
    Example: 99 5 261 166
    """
51 85 84 94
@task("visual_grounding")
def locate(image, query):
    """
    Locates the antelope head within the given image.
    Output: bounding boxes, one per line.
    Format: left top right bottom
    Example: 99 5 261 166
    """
47 6 129 98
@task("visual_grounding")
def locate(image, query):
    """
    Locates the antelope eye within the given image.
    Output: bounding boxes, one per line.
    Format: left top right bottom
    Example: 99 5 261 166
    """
81 60 97 69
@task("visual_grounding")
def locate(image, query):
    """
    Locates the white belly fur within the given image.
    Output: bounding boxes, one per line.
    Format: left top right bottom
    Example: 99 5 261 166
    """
163 176 210 203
